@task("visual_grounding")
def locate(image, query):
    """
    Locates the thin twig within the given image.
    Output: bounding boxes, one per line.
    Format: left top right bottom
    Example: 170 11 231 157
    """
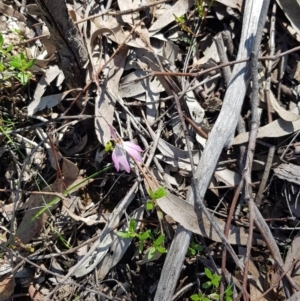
264 2 277 124
74 0 172 24
150 45 300 78
254 145 275 207
0 247 116 300
242 1 271 300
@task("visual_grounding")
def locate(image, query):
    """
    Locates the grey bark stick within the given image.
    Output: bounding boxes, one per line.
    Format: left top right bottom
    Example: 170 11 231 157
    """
154 1 264 300
35 0 88 91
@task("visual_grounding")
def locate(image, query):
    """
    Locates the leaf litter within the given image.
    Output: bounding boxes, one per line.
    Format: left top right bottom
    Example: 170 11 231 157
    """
1 0 300 300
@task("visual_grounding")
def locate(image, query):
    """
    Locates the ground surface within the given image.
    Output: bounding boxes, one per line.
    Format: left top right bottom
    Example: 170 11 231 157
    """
1 0 300 301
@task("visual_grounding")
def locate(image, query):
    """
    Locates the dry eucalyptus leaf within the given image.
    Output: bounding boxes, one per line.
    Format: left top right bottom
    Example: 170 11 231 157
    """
286 292 300 301
270 97 300 121
95 46 128 146
62 204 106 226
29 65 63 109
214 0 243 11
97 207 144 280
71 185 138 277
283 231 300 289
156 153 199 175
58 121 88 156
148 0 194 36
117 0 140 25
276 0 300 39
214 168 241 187
13 179 65 245
151 36 180 63
185 89 205 125
127 48 175 95
120 69 164 124
233 108 300 144
156 192 262 245
13 159 78 245
265 87 300 121
0 274 14 301
194 33 220 67
119 70 164 98
93 16 147 49
28 88 81 115
248 259 271 301
61 157 79 186
0 2 25 21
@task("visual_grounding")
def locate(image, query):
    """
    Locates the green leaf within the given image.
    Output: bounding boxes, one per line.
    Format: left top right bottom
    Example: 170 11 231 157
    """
225 284 234 301
154 234 165 246
190 248 196 256
194 244 202 252
25 59 35 69
156 246 167 254
0 34 3 48
208 293 220 300
204 268 213 280
148 187 167 200
148 189 155 200
138 230 150 241
211 275 221 287
146 201 154 211
6 44 13 52
187 247 196 256
148 246 156 260
128 218 136 233
138 240 144 254
225 286 233 297
202 282 211 289
10 59 23 69
187 241 202 256
190 295 200 301
20 72 28 85
116 231 135 239
174 14 185 23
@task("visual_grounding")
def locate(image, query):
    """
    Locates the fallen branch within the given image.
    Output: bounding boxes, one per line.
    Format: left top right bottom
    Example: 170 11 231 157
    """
154 1 264 300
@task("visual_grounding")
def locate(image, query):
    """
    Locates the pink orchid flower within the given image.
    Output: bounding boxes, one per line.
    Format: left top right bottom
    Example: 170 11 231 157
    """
109 125 143 173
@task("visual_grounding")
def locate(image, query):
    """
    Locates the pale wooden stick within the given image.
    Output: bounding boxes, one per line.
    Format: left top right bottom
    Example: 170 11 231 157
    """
154 1 264 300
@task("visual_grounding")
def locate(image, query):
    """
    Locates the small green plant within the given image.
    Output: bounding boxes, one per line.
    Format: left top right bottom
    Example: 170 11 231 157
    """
117 218 167 259
202 268 222 289
174 14 196 36
146 186 167 210
190 268 234 301
9 52 35 85
196 0 205 18
223 285 234 301
147 232 167 259
0 34 13 58
148 186 167 200
190 291 210 301
116 218 150 254
187 240 203 256
0 33 35 86
47 222 72 250
196 0 216 19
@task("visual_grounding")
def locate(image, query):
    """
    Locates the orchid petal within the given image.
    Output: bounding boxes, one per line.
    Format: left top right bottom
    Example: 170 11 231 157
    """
108 125 117 140
112 146 130 173
111 147 120 171
123 141 143 162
